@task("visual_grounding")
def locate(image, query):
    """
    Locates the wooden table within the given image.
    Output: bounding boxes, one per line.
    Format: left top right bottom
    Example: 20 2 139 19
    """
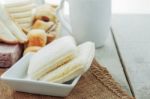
96 14 150 99
0 14 149 99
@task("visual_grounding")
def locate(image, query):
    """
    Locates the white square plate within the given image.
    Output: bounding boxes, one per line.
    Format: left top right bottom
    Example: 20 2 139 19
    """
0 53 81 97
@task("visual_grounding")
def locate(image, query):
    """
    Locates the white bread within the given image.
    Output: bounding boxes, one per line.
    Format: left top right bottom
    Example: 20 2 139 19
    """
10 11 32 19
40 42 95 83
4 0 32 8
15 17 33 24
0 5 27 43
6 4 34 13
20 23 31 28
0 20 18 44
28 36 77 80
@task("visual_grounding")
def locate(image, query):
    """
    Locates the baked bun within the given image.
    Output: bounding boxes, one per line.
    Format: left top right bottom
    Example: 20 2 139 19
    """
24 46 41 55
32 20 54 32
27 29 47 47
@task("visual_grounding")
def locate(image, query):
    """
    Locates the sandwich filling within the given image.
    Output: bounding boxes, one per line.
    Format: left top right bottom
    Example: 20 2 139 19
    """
39 42 95 83
51 66 84 83
29 52 75 80
40 63 84 82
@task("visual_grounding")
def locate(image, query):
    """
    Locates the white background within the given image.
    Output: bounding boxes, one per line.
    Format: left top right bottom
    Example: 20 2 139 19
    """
112 0 150 13
45 0 150 14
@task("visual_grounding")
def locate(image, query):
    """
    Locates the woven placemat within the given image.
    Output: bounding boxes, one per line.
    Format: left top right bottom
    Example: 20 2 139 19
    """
0 59 134 99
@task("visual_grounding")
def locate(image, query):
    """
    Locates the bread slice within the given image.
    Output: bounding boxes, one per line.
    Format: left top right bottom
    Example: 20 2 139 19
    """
10 11 32 19
28 36 77 80
6 4 34 13
40 42 95 83
0 5 27 43
0 21 18 44
20 23 31 28
4 0 32 8
15 17 33 24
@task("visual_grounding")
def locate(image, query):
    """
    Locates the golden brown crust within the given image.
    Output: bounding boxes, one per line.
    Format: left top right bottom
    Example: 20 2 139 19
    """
27 29 47 47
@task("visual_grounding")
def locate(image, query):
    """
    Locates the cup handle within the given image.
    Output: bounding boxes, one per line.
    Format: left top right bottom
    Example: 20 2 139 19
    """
56 0 72 34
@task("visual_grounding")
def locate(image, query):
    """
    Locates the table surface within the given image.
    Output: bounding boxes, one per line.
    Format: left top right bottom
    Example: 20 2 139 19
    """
95 14 150 99
0 14 149 99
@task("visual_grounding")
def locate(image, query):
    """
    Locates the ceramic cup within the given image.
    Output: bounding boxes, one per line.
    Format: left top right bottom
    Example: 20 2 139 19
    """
57 0 111 47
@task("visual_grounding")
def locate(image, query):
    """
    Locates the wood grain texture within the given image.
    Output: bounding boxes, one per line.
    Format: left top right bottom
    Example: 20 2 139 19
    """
95 33 132 95
112 14 150 99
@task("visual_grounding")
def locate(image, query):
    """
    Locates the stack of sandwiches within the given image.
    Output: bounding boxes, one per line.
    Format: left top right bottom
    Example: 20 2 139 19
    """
0 3 27 44
27 36 95 84
0 1 95 85
0 1 59 67
0 2 28 67
3 0 34 32
0 2 95 85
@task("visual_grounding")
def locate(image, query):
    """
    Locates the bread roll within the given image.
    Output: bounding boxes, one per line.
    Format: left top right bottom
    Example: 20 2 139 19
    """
27 29 47 47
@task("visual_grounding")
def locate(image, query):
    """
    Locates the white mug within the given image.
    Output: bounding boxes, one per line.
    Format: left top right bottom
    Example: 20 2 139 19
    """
57 0 111 47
